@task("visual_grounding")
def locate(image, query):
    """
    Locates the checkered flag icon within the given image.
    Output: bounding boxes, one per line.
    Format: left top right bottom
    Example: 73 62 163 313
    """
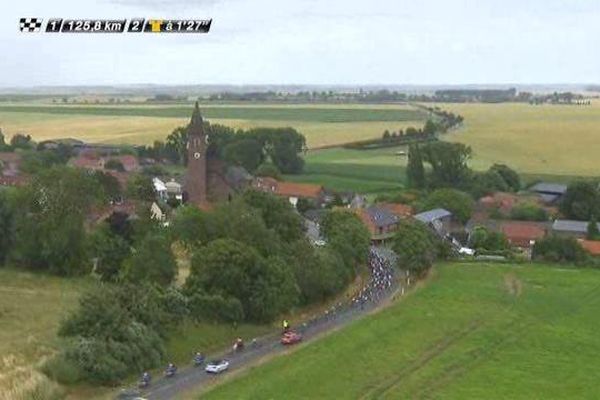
19 18 43 32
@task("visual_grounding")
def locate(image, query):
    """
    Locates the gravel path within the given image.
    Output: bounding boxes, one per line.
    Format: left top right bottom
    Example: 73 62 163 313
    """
117 246 404 400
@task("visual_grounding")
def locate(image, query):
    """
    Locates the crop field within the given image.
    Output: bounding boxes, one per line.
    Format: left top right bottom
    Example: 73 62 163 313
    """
201 262 600 400
0 104 425 149
439 101 600 177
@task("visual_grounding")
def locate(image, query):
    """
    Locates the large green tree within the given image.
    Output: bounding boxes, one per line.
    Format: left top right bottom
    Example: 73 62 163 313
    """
0 191 15 264
11 167 100 275
406 144 426 189
392 220 438 275
223 138 264 172
124 232 177 286
420 141 472 188
321 210 370 271
420 188 474 224
560 181 600 221
170 205 215 248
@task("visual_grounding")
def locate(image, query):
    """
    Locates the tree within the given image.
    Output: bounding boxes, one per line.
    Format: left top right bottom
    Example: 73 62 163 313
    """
104 159 125 172
489 164 520 192
423 119 438 136
509 203 548 221
242 190 305 242
94 171 122 202
392 220 438 275
126 174 155 202
186 238 298 322
88 225 130 281
124 232 177 286
11 167 100 275
469 226 509 251
321 210 370 270
165 126 188 165
406 144 426 189
420 188 474 224
382 130 391 140
420 141 472 188
0 128 7 150
560 181 600 221
10 133 34 150
223 138 263 172
255 163 281 180
533 235 588 264
170 205 215 248
587 216 600 240
0 191 14 264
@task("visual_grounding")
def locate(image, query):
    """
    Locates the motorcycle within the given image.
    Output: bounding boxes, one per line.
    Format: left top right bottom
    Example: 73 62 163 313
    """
193 353 205 366
164 365 177 378
138 373 151 388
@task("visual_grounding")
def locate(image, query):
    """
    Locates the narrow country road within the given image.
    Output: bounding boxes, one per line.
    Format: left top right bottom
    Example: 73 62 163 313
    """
117 246 405 400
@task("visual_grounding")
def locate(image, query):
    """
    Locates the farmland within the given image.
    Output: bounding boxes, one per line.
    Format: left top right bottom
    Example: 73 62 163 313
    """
0 104 426 149
201 262 600 400
440 101 600 177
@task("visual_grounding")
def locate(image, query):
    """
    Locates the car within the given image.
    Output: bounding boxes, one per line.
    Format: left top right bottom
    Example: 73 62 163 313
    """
205 359 229 374
281 331 303 345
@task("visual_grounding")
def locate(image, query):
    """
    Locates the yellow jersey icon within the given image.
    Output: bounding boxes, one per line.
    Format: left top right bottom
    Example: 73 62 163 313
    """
149 19 162 32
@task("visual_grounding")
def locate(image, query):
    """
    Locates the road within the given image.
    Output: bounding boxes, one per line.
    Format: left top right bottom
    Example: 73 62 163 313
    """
117 246 404 400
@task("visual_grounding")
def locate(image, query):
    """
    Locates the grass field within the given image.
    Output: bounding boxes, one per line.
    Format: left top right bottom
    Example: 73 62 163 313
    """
201 262 600 399
439 101 600 177
285 147 407 193
0 104 425 149
0 268 88 400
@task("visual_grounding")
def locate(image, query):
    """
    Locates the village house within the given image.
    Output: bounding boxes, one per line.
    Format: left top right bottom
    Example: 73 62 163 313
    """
252 176 325 208
356 205 401 243
376 202 413 218
552 219 600 239
152 177 168 201
529 182 567 205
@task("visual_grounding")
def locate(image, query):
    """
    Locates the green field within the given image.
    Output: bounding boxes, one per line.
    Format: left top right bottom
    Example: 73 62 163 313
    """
201 262 600 399
285 147 407 193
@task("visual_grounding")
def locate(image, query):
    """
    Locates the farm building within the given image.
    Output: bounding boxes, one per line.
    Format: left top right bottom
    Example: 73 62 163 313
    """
414 208 453 236
552 219 600 239
529 182 567 204
356 205 401 243
500 221 547 248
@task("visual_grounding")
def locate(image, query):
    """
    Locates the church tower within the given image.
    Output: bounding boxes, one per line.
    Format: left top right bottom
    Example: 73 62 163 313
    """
185 102 209 206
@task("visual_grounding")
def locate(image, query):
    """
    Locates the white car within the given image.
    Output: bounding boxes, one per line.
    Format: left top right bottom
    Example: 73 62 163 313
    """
205 359 229 374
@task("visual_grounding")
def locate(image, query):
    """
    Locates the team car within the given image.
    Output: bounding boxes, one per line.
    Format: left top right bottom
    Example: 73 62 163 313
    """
205 359 230 373
281 331 303 345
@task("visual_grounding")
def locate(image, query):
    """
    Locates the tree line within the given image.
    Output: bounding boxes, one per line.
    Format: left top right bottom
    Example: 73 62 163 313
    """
137 122 306 175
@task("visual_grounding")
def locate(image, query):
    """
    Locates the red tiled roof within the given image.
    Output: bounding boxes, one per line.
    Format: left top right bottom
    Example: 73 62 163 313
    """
275 181 323 199
0 175 28 187
580 240 600 256
377 202 413 218
355 208 377 235
114 155 139 172
252 177 323 199
69 155 103 170
501 221 546 247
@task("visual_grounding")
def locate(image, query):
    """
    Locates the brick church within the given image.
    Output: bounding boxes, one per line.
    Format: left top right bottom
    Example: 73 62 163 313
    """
184 102 252 208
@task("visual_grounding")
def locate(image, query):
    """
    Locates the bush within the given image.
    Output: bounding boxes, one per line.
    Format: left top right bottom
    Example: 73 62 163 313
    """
104 159 125 172
188 293 245 323
254 163 281 180
41 354 82 385
509 203 548 221
392 220 439 275
533 235 589 264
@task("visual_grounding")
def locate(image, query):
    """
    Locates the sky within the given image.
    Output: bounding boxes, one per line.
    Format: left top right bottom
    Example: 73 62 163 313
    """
1 0 600 87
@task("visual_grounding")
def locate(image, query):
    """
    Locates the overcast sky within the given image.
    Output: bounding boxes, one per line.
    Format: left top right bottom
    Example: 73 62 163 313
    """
2 0 600 87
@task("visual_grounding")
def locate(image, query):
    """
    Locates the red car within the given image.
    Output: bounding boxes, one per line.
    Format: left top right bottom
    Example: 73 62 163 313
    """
281 331 302 345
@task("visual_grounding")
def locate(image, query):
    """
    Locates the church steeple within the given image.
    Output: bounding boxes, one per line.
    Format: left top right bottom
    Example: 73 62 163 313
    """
190 101 203 128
